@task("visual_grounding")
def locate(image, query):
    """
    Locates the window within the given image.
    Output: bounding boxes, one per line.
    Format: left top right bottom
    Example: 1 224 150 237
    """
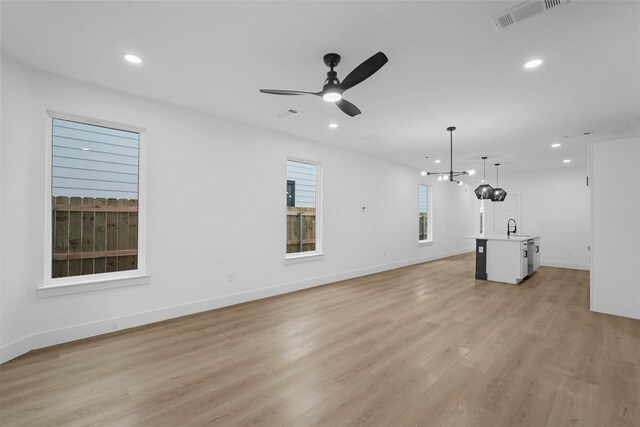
286 159 321 256
419 184 432 242
46 115 145 285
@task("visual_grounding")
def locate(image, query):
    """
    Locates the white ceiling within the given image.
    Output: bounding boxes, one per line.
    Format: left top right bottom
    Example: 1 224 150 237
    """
2 1 639 176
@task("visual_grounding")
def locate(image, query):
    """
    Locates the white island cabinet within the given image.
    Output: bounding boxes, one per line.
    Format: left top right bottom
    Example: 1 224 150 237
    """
468 234 540 285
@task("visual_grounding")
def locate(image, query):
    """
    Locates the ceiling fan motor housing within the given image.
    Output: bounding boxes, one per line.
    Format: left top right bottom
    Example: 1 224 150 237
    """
323 53 342 92
324 70 341 90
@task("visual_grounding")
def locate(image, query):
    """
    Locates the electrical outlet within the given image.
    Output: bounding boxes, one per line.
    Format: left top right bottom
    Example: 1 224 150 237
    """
227 272 234 282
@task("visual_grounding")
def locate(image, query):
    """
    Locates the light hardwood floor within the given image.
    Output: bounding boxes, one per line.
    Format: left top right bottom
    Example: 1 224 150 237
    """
1 253 639 426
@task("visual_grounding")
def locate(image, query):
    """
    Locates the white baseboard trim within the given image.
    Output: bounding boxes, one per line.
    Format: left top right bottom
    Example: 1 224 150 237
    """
590 306 640 321
1 247 474 364
541 260 590 271
0 336 34 365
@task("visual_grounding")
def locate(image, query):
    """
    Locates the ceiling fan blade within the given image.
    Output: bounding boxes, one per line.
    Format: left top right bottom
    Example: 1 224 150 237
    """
339 52 388 91
259 89 320 96
336 99 361 117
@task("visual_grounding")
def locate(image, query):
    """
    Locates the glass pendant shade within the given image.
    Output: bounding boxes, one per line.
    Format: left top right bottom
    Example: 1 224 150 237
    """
474 157 494 199
475 184 494 199
490 163 507 202
491 187 507 201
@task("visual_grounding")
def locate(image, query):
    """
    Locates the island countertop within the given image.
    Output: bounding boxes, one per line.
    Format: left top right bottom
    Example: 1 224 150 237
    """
466 234 540 242
469 235 541 284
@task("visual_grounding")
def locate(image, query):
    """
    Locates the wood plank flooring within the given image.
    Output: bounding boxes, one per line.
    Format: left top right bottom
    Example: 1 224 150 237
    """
1 253 639 426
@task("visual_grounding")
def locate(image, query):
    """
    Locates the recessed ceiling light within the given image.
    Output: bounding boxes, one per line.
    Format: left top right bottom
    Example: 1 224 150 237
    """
124 54 142 64
524 58 543 69
328 123 338 128
437 176 443 181
81 148 90 151
551 143 561 148
434 159 441 163
420 170 427 176
468 169 476 176
563 159 571 163
457 181 463 186
443 175 449 181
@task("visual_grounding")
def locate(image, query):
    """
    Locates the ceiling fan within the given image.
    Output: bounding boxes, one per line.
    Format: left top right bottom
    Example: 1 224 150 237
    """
259 51 388 117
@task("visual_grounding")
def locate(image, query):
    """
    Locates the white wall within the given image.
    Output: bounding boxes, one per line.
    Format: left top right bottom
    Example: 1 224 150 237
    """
0 55 476 362
590 137 640 320
482 166 590 270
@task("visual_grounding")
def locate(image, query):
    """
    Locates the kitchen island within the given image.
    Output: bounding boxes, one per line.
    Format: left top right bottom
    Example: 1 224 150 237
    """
468 234 540 284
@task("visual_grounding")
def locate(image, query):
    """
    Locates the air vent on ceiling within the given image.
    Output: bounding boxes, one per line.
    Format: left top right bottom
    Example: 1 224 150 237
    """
562 130 595 139
492 0 569 30
276 108 300 118
359 134 390 144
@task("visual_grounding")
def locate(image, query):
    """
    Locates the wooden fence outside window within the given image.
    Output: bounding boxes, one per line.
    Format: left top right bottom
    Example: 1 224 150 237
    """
286 207 316 254
419 212 429 241
52 196 138 278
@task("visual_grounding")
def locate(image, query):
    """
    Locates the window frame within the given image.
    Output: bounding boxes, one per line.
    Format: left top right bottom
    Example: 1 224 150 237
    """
418 184 433 245
40 111 149 297
284 157 323 261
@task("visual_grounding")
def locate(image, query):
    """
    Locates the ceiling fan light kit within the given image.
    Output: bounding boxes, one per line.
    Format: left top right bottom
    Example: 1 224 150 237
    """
322 92 342 102
260 51 388 117
474 157 494 199
426 126 469 184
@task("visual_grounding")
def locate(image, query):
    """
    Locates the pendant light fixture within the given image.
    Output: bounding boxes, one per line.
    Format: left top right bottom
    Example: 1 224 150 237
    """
491 163 508 202
474 157 494 199
427 126 468 184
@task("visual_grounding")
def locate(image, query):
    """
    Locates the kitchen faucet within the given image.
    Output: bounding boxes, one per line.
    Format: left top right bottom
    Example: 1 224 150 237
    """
507 219 517 237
